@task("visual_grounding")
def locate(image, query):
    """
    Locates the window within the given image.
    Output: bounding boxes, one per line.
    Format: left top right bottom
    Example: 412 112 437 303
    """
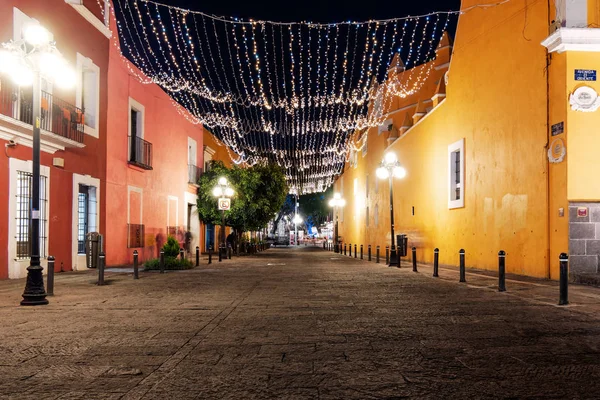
77 185 97 254
128 98 151 169
127 186 144 248
204 146 215 172
76 53 100 137
15 171 48 259
448 138 465 209
366 206 369 228
374 204 379 227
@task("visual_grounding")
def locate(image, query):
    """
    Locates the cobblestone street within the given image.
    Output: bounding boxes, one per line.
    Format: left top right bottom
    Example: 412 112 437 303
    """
2 246 600 399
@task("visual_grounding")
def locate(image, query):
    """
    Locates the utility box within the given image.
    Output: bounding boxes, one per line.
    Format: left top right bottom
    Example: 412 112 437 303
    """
86 232 103 269
396 234 408 257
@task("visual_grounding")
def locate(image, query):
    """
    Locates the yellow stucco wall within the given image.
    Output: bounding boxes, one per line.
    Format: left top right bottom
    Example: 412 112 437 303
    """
566 52 600 201
336 0 561 278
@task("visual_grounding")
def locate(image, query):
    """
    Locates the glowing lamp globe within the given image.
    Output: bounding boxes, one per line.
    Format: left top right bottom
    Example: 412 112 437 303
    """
218 177 228 186
339 199 346 207
333 193 341 200
328 199 335 207
393 166 407 179
293 215 303 224
24 24 50 46
384 152 397 164
224 187 234 197
212 187 223 197
53 65 76 89
376 166 390 180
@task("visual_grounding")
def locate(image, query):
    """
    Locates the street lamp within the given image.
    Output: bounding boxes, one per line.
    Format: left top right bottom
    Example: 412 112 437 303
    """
1 23 76 306
376 152 406 267
213 177 234 256
328 193 346 253
293 214 303 246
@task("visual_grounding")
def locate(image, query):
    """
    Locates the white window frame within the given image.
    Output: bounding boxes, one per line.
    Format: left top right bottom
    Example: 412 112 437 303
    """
8 158 50 279
72 173 101 271
374 204 379 227
188 137 198 166
448 138 465 209
128 98 145 162
204 145 216 171
76 53 100 138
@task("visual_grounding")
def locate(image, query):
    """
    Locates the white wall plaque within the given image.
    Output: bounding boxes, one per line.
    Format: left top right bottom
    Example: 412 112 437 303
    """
570 86 600 112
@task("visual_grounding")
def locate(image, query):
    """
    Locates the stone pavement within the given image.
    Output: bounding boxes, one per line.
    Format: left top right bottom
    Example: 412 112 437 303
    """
2 247 600 399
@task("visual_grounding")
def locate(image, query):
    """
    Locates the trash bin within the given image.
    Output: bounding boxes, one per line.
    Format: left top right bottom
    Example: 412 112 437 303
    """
396 234 408 257
85 232 103 269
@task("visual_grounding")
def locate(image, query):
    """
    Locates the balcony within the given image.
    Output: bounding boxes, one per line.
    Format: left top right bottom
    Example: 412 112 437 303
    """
0 76 85 146
128 136 153 170
188 164 203 185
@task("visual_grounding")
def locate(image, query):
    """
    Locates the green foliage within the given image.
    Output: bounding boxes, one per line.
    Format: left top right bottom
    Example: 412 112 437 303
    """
162 235 180 258
196 160 288 236
143 256 193 271
299 186 333 227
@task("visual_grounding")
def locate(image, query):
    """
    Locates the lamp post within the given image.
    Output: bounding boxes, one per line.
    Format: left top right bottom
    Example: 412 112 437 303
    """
328 193 346 253
1 23 76 305
213 177 234 257
293 214 303 246
376 152 407 267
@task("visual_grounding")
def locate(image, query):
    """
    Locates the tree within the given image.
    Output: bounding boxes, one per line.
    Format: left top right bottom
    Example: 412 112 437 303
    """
196 161 288 243
299 187 333 235
270 195 295 236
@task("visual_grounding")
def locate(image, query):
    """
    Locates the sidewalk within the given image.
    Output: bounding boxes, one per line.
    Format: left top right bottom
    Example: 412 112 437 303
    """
2 247 600 399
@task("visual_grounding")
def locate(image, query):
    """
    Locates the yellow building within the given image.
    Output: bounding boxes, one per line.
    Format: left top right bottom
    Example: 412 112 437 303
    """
335 0 600 280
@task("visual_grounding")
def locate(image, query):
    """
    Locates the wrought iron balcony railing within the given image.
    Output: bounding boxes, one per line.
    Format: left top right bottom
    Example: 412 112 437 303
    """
0 76 85 144
187 164 203 184
128 135 153 170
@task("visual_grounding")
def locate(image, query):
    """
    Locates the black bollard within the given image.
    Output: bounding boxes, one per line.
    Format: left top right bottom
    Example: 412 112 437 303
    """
47 256 55 296
133 250 139 280
433 248 439 277
159 250 165 274
459 249 466 282
219 245 223 262
344 243 347 256
498 250 506 292
348 243 351 257
360 245 363 260
98 251 105 285
180 248 185 261
385 246 389 265
208 246 212 264
412 247 418 272
559 253 569 305
196 246 200 267
228 245 232 259
354 244 357 258
376 246 380 264
368 245 372 261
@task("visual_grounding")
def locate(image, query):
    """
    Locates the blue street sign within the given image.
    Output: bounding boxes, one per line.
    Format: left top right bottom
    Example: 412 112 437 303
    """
575 69 597 81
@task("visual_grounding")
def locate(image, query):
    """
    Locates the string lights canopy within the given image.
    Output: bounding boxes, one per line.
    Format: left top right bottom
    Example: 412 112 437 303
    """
106 0 511 194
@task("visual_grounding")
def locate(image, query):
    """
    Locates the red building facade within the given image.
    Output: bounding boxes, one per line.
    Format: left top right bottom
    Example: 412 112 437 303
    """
0 0 205 279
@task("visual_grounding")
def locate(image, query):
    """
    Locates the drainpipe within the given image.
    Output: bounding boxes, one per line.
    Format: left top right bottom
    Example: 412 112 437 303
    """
544 0 552 279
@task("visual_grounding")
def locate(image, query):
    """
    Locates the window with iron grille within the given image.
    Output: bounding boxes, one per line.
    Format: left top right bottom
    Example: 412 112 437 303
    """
448 138 465 209
127 224 145 248
15 171 48 259
78 185 98 254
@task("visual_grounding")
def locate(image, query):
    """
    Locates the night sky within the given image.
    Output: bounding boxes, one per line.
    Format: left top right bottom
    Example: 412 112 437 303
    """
167 0 461 24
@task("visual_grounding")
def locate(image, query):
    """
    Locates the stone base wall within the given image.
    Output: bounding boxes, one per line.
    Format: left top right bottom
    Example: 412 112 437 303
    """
569 202 600 275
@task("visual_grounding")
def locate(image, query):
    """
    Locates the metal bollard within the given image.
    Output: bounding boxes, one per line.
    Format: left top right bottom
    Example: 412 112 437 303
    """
459 249 466 282
559 253 569 305
498 250 506 292
360 245 363 260
354 244 357 258
133 250 139 280
98 251 105 285
228 245 232 259
219 245 223 262
208 246 212 264
344 243 347 256
412 247 418 272
196 246 200 267
385 246 389 265
368 245 371 261
47 256 55 296
180 248 185 261
433 248 439 277
376 246 380 264
348 243 351 257
160 250 165 274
